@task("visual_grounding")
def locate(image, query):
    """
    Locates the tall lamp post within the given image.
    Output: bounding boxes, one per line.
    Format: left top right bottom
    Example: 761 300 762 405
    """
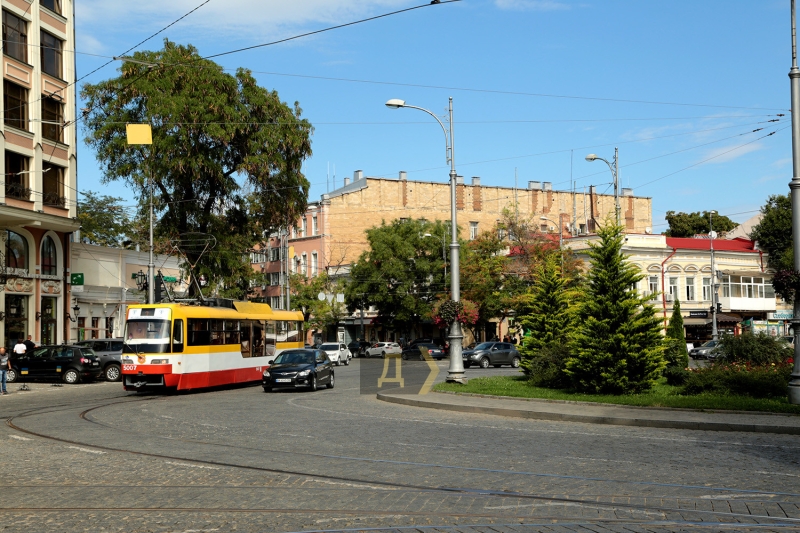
585 149 621 225
709 211 719 341
788 1 800 404
386 97 466 383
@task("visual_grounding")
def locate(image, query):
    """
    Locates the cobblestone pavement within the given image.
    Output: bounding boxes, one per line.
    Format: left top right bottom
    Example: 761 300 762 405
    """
0 360 798 533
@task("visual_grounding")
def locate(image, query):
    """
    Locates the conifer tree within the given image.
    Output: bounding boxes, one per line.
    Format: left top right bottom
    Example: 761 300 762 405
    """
665 298 689 368
565 223 665 394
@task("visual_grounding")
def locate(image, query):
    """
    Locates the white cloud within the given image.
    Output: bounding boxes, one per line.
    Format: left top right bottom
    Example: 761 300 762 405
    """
494 0 572 11
76 33 106 55
699 142 763 165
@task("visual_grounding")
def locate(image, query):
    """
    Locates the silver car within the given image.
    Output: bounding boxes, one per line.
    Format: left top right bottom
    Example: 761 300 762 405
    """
73 338 124 381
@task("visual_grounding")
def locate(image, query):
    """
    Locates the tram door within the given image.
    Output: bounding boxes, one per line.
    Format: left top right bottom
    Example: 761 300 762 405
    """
252 321 265 358
240 320 255 358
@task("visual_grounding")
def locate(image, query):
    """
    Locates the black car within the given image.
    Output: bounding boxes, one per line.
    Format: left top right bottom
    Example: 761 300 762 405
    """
7 345 103 384
462 342 521 369
401 343 445 361
347 340 371 357
262 349 334 392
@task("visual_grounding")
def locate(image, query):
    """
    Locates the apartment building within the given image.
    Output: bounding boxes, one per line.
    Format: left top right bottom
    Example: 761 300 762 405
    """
0 0 78 347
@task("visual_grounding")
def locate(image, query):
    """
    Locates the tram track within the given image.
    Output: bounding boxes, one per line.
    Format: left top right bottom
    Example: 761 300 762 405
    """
5 396 800 529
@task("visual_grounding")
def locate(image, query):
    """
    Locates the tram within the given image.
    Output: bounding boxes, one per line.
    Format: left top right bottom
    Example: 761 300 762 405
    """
120 300 304 391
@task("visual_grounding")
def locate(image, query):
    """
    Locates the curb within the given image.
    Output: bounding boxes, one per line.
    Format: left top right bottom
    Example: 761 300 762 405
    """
376 391 800 435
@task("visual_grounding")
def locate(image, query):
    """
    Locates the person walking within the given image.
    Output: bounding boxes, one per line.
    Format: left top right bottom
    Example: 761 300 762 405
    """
24 335 35 354
0 347 9 395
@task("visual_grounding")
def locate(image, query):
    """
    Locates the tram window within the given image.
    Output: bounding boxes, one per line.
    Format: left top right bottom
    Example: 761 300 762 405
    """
252 322 264 357
172 319 184 353
264 321 276 347
225 320 240 345
188 319 210 346
287 321 300 343
277 321 288 342
239 320 251 358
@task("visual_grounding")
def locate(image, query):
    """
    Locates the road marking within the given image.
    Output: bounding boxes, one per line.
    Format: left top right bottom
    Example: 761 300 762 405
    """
9 435 31 441
756 471 800 478
67 446 106 454
165 461 220 470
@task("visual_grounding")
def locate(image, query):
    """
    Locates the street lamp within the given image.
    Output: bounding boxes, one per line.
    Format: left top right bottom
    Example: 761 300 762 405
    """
422 232 447 289
787 1 800 404
585 149 621 225
386 97 466 383
709 211 719 341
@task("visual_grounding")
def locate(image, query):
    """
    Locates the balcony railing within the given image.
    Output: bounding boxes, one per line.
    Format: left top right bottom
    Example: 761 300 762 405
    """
42 192 66 208
5 183 31 201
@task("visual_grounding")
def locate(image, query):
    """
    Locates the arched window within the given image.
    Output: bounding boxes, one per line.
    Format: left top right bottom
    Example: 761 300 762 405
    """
5 231 28 270
41 235 57 276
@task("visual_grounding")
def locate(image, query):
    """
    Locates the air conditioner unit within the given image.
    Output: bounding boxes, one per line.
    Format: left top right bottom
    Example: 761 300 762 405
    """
666 293 674 302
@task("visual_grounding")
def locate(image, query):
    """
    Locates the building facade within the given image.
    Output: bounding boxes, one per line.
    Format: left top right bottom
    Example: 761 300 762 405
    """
0 0 78 348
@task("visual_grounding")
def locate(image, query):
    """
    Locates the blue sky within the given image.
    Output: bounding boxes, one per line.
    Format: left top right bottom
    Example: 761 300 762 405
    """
74 0 791 233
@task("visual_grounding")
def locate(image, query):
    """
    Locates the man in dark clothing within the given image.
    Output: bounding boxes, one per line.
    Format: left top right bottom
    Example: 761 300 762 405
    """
24 335 35 354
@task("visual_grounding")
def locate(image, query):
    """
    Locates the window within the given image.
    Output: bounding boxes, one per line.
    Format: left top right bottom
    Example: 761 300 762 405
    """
42 162 65 207
187 318 240 346
311 252 318 276
4 80 27 130
41 0 62 15
106 317 115 338
270 247 280 262
301 253 307 276
41 235 57 275
300 217 307 237
172 319 183 353
270 272 280 286
685 277 695 302
291 226 297 239
702 277 712 301
312 215 318 236
470 222 479 240
648 276 658 297
4 151 29 200
91 317 99 339
270 296 281 309
42 97 64 142
668 277 678 298
6 230 27 270
2 11 27 62
40 31 62 78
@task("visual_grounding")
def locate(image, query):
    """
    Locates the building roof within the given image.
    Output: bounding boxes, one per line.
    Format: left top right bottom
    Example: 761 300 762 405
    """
665 237 758 253
726 213 763 240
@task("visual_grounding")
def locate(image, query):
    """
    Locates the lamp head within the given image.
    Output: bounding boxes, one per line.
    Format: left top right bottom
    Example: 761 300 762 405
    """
585 154 598 162
539 216 548 221
385 99 406 109
423 233 432 237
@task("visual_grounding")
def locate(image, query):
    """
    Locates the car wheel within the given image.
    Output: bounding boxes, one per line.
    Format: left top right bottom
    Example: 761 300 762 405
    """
62 368 80 384
262 386 272 393
6 369 17 383
104 364 121 382
308 374 318 392
344 357 350 366
381 351 386 358
419 353 425 361
511 357 521 368
479 357 490 369
327 372 335 389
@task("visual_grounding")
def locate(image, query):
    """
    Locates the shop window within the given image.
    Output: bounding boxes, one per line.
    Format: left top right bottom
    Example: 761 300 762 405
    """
2 11 27 62
42 162 65 208
41 97 63 142
41 235 57 275
6 230 28 271
4 80 28 131
40 31 62 78
4 151 30 200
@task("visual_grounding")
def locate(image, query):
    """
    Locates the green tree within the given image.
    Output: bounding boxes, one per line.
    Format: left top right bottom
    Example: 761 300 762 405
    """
81 40 312 299
345 219 448 334
664 211 736 238
664 297 689 369
460 231 508 336
77 191 131 247
565 222 666 394
291 272 349 337
517 256 577 382
750 194 793 271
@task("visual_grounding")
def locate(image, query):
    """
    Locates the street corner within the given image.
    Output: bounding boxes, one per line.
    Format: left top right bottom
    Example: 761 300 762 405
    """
359 354 439 395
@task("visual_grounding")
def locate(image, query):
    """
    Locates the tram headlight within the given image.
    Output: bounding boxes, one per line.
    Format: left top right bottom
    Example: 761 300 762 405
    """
298 369 311 377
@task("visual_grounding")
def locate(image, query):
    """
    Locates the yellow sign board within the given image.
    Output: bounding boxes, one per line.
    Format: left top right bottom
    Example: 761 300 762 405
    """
126 124 152 145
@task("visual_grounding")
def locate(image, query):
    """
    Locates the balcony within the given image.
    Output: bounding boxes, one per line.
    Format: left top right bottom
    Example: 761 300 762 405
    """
720 296 776 312
5 183 31 201
42 192 66 208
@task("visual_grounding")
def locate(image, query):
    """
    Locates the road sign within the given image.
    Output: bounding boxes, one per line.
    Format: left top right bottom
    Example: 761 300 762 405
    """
70 273 84 285
162 276 177 283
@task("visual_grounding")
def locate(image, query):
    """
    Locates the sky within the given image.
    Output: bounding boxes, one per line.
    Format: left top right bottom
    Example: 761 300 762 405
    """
73 0 792 234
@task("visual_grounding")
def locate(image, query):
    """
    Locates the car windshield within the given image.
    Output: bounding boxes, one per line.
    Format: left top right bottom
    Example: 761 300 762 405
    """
702 340 718 348
319 344 338 350
474 342 494 350
273 351 314 365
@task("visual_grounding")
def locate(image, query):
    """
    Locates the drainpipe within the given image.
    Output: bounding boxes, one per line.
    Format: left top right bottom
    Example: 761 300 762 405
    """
759 250 765 273
661 247 678 331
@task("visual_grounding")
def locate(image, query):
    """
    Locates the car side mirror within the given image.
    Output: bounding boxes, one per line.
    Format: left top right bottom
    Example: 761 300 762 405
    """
267 359 273 365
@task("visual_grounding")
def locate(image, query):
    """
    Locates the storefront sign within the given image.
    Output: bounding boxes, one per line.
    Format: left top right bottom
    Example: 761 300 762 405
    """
70 273 84 293
768 311 794 320
689 311 709 318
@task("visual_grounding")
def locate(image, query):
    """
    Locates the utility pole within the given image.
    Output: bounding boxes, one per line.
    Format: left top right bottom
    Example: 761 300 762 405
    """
710 211 718 341
614 147 621 226
787 0 800 404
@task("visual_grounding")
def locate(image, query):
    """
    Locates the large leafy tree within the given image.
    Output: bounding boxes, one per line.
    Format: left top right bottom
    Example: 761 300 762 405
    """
345 219 448 333
460 231 508 335
750 194 792 271
664 211 736 238
290 272 348 336
566 222 665 394
77 191 131 247
81 40 313 298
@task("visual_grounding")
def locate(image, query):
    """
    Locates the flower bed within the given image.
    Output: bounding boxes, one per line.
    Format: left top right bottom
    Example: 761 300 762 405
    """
682 359 794 399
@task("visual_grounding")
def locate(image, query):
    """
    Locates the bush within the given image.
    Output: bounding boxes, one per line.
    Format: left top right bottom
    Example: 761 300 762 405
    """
682 361 793 399
663 365 690 386
716 333 792 365
526 343 572 389
663 337 690 369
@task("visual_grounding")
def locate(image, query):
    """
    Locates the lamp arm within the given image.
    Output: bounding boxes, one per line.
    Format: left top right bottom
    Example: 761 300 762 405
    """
400 104 450 164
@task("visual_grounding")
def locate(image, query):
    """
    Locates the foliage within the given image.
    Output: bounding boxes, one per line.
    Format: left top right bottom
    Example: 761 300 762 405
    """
460 231 509 330
565 222 666 394
750 194 793 271
664 210 736 238
288 272 348 332
81 40 312 299
715 332 793 365
662 364 690 386
517 256 577 377
77 191 131 247
664 298 689 371
524 344 573 389
431 299 479 327
682 361 793 399
771 269 800 304
345 219 449 331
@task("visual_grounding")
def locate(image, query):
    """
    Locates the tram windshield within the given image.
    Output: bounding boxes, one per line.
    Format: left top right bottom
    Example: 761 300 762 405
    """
123 319 171 354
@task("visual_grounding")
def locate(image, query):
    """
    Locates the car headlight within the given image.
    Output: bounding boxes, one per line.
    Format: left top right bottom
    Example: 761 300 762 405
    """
298 369 311 377
262 370 270 378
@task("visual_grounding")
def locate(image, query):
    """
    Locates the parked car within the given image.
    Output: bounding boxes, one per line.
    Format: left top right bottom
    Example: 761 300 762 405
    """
74 338 124 381
365 342 402 358
347 340 371 357
7 345 103 384
319 342 350 366
462 342 521 369
689 340 721 360
401 343 445 361
262 349 334 392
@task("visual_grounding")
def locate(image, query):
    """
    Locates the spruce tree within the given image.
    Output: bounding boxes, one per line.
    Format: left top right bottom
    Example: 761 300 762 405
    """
665 298 689 368
565 223 665 394
518 256 575 379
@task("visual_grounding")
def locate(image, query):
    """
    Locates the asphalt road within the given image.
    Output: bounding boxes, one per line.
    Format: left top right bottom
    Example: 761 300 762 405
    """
0 359 799 533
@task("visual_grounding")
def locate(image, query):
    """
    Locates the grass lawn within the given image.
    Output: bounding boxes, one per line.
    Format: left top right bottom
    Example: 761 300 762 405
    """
433 375 800 415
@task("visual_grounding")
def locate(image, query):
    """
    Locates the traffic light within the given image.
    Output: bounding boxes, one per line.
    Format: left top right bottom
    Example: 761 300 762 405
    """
716 302 722 313
154 271 164 303
709 305 714 314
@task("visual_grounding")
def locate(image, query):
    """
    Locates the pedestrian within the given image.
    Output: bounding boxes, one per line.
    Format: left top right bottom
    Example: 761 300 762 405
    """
24 335 35 354
0 347 9 395
503 335 510 343
13 338 26 357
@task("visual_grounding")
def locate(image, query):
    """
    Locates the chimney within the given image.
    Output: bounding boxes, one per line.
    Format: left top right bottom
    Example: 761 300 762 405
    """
456 175 464 184
543 182 552 191
399 171 407 181
344 177 351 186
354 170 363 181
528 181 541 190
622 188 633 196
471 176 480 186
